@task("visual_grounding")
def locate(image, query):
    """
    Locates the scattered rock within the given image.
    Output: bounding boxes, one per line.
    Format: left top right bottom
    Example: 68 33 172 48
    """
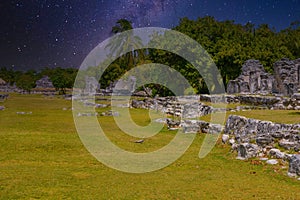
101 111 119 117
16 111 32 115
237 143 260 159
287 172 298 178
229 138 235 145
269 148 285 159
134 139 144 144
288 154 300 176
77 112 98 117
266 159 278 165
95 104 108 108
154 118 169 124
260 157 268 161
222 134 229 144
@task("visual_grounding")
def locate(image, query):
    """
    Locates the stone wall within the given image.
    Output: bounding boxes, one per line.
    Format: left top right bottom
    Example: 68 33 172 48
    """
200 94 300 110
223 115 300 177
131 97 214 118
181 120 223 134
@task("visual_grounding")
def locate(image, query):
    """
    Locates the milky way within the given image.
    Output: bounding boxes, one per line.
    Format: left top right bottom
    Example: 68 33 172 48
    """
0 0 299 70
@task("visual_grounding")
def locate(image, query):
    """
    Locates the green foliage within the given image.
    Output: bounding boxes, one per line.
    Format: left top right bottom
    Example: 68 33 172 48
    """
184 86 196 95
174 17 299 86
48 68 77 94
15 73 36 92
0 67 22 85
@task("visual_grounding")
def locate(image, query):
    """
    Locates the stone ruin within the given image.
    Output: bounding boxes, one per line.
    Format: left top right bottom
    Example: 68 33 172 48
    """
223 115 300 178
129 95 300 178
273 58 300 96
84 76 100 95
227 58 300 96
227 60 274 94
97 76 137 96
35 76 54 88
0 78 6 85
113 76 136 95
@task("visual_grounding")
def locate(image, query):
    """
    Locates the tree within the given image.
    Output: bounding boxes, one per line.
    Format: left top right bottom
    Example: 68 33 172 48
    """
106 19 144 70
173 16 299 87
0 67 17 85
50 68 77 94
16 73 36 92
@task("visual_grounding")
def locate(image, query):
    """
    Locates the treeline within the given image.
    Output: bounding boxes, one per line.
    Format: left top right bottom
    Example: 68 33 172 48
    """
0 67 77 94
174 17 299 86
100 17 300 94
0 17 299 95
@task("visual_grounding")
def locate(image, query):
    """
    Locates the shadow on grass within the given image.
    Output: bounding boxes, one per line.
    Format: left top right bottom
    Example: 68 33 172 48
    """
288 112 300 115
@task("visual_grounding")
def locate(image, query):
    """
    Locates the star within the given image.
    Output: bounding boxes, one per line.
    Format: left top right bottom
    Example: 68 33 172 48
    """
0 0 298 70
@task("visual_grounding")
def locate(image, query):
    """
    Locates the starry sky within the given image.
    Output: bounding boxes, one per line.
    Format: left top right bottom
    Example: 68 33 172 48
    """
1 0 299 71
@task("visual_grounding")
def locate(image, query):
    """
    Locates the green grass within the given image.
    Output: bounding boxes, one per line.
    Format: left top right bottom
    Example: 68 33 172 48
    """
201 109 300 125
0 94 300 199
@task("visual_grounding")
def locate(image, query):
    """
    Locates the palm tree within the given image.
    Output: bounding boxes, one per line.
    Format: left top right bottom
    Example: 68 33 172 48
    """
106 19 144 70
112 19 133 33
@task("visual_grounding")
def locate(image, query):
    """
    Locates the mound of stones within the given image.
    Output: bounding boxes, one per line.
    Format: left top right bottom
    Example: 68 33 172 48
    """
155 118 224 134
0 94 9 100
181 120 223 134
223 115 300 177
131 97 217 118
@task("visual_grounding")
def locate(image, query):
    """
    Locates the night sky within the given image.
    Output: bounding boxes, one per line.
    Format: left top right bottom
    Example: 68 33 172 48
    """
1 0 299 71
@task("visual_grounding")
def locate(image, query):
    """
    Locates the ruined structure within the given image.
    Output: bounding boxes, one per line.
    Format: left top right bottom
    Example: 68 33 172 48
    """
273 58 300 96
227 60 274 94
0 78 6 85
227 58 300 96
84 76 100 95
113 76 136 95
223 115 300 177
35 76 54 88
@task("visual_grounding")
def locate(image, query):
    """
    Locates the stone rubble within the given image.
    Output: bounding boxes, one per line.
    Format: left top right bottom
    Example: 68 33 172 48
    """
223 114 300 179
266 159 279 165
289 154 300 176
131 97 214 118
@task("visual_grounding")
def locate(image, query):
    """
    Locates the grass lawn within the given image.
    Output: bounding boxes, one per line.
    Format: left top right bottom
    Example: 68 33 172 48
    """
200 109 300 125
0 94 299 199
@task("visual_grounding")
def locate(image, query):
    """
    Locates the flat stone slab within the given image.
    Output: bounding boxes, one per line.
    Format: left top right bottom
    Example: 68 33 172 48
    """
266 159 278 165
